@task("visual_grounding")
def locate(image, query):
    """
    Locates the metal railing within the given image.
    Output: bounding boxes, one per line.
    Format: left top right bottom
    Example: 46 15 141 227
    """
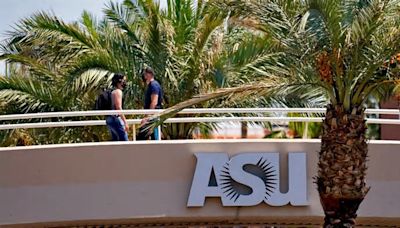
1 108 399 121
1 108 399 140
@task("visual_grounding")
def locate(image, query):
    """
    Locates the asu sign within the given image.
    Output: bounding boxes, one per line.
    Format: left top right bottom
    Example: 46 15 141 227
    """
187 152 308 207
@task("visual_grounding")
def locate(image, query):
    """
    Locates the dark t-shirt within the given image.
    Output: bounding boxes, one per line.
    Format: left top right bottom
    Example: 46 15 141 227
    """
144 80 163 109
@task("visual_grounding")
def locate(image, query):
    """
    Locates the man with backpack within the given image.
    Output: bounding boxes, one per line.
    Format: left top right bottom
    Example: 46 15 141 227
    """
95 73 129 141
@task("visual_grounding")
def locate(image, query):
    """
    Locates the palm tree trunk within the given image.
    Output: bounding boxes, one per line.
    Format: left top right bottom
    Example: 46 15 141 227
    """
317 104 370 227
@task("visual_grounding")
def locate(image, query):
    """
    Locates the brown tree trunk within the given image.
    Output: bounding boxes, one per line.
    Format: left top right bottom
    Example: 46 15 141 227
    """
317 104 370 227
241 121 248 138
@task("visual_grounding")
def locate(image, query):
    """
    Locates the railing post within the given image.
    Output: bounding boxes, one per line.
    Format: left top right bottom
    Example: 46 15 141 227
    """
302 122 309 139
132 124 136 141
157 126 162 141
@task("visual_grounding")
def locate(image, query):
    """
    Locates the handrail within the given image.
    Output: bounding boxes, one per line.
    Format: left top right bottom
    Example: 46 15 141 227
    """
0 108 397 121
1 116 399 130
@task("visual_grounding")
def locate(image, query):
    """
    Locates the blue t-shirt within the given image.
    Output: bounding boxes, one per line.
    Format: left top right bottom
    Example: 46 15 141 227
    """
144 80 163 109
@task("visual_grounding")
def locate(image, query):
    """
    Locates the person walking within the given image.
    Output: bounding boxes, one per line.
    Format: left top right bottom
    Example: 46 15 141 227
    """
138 67 163 140
106 73 129 141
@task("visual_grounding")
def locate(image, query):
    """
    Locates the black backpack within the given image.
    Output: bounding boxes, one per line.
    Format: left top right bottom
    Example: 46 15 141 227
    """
95 89 112 110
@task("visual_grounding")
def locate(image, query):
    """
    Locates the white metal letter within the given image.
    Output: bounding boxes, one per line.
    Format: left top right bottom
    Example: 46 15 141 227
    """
264 153 308 206
187 153 228 207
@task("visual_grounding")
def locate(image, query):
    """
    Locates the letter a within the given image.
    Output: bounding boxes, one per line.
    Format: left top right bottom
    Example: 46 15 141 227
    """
187 153 228 207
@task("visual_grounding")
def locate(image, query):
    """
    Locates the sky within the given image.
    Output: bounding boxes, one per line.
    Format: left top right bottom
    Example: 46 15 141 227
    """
0 0 166 75
0 0 114 74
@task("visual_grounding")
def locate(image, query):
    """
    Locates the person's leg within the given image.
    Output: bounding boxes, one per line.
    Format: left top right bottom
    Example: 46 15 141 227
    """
115 117 128 141
143 118 158 140
151 127 159 140
110 128 119 141
106 116 118 141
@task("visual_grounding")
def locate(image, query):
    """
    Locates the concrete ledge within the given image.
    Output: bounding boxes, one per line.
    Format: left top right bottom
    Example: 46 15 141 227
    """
0 140 399 226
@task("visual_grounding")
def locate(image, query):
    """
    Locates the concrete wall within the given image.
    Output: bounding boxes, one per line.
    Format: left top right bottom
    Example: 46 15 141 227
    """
0 140 400 227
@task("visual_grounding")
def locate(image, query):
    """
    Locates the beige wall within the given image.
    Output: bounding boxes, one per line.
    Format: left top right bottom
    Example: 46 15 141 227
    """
0 139 400 227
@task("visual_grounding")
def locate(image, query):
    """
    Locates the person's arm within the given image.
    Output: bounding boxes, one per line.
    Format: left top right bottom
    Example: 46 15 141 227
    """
140 94 158 126
149 94 159 109
113 90 129 131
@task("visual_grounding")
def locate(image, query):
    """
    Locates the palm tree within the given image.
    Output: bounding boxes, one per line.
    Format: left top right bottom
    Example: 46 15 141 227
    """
152 0 400 226
1 0 321 139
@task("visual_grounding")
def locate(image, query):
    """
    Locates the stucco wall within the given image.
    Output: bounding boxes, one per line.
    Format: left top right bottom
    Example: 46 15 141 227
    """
0 139 399 227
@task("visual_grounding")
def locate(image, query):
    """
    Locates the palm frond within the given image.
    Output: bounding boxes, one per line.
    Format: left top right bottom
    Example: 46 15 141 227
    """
149 82 283 126
2 54 58 81
19 12 98 49
81 11 100 42
0 75 66 112
104 0 143 44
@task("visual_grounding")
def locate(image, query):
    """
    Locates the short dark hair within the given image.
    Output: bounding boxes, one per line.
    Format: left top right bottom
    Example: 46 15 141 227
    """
112 73 125 86
141 67 155 80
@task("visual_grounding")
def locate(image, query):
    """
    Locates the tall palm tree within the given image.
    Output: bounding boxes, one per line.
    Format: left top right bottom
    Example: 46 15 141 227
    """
152 0 400 226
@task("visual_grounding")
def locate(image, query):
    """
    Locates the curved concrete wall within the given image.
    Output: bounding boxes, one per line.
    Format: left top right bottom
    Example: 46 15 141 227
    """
0 139 399 227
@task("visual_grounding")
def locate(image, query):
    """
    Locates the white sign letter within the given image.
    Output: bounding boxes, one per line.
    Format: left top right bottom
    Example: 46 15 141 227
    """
187 153 228 207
